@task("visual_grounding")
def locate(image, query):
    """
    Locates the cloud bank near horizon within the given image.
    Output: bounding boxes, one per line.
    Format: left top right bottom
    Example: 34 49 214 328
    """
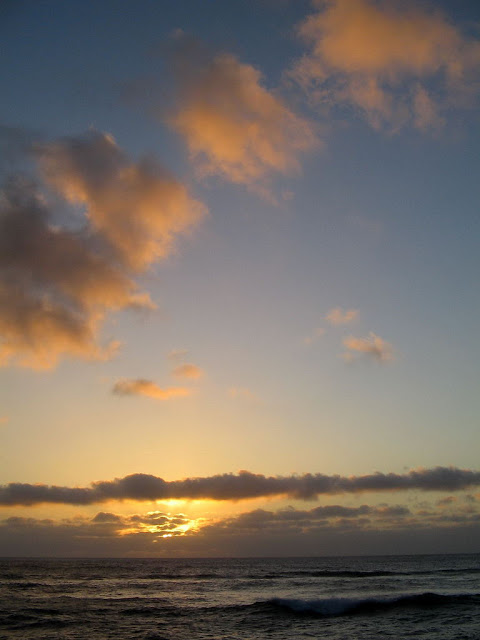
2 466 480 507
1 494 479 557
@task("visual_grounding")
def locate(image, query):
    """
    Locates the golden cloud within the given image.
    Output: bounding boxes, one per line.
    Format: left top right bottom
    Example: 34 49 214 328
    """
292 0 480 130
0 278 120 370
172 363 204 380
168 47 318 197
0 132 207 369
342 331 394 362
39 131 207 271
112 378 191 400
326 307 358 325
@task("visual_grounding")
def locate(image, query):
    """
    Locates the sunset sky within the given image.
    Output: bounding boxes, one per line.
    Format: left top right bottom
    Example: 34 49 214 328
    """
1 0 480 557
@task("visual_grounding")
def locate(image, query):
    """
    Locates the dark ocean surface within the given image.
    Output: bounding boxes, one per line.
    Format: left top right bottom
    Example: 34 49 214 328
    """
0 554 479 639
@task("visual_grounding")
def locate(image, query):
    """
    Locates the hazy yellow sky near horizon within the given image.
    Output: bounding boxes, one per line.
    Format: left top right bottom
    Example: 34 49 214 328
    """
1 0 480 556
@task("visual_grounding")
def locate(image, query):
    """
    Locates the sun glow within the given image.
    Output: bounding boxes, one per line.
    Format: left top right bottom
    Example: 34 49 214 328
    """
117 511 203 538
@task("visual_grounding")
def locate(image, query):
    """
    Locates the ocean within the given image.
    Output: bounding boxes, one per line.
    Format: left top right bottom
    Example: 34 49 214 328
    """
0 554 479 639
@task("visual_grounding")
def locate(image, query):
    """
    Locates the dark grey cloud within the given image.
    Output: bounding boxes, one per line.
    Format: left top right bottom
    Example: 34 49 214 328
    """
211 503 410 534
1 466 480 506
0 509 195 556
1 501 479 557
91 512 122 523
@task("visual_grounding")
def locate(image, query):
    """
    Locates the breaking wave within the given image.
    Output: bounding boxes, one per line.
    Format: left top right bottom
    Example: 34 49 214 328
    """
263 592 480 617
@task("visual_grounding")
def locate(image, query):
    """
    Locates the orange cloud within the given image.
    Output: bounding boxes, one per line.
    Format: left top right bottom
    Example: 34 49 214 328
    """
326 307 358 325
168 45 318 197
39 131 206 271
172 363 204 380
112 378 191 400
342 331 394 362
0 279 120 369
0 132 207 369
292 0 480 130
0 178 129 368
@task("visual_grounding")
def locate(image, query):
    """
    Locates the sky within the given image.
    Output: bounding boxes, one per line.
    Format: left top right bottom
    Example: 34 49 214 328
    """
0 0 480 557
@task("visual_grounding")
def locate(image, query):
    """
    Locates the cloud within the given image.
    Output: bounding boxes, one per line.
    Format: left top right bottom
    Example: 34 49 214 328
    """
38 130 206 271
304 327 325 345
2 466 480 506
228 387 258 402
326 307 358 326
112 378 190 400
291 0 480 131
2 499 480 557
0 177 133 368
210 502 411 535
0 131 206 369
342 332 393 362
172 363 204 380
167 348 189 362
91 511 123 523
167 40 318 197
0 509 199 556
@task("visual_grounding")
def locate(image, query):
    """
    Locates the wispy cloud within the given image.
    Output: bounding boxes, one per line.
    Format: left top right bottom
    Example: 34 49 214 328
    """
2 466 480 506
304 327 325 345
342 332 394 362
291 0 480 131
167 348 189 362
0 131 206 369
228 387 258 402
112 378 190 400
326 307 358 326
172 363 204 380
167 37 319 198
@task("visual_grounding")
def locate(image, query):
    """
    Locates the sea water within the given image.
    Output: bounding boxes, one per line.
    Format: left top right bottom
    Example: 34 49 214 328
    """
0 554 479 639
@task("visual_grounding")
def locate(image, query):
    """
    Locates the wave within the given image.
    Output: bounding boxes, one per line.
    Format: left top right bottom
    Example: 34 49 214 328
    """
0 580 48 589
264 592 480 617
0 613 69 631
144 572 217 580
257 566 480 580
119 604 182 618
261 570 397 579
